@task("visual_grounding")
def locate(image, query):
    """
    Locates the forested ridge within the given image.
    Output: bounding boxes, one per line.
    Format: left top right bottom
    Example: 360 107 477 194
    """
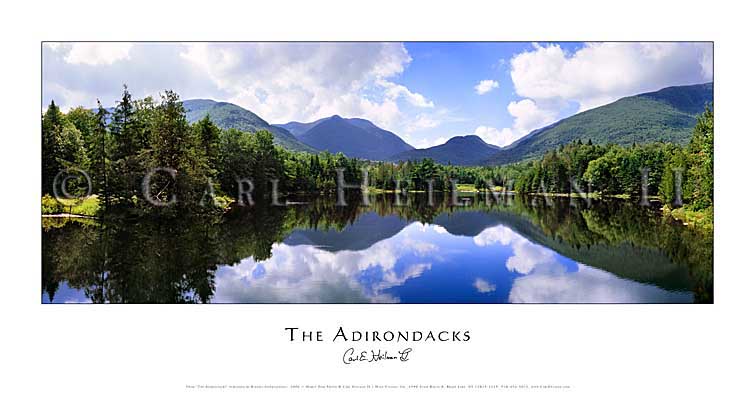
41 86 713 221
484 82 712 165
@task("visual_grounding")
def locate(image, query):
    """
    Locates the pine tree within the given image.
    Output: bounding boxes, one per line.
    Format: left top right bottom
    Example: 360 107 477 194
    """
111 85 137 159
110 85 143 202
250 130 283 194
194 115 220 177
42 101 64 194
91 101 111 208
684 105 713 210
148 90 208 210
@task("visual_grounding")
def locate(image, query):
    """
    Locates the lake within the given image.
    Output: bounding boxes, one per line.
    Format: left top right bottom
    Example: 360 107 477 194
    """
41 193 712 304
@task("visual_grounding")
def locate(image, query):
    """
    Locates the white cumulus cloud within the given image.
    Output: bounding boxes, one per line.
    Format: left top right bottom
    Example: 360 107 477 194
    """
510 42 713 112
507 98 558 135
43 42 438 137
63 43 133 66
179 42 421 128
469 101 556 148
478 42 713 148
473 278 497 293
470 126 512 147
474 79 500 95
379 80 435 108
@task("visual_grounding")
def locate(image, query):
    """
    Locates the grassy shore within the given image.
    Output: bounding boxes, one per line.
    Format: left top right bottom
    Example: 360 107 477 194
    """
41 192 712 232
368 184 506 194
41 194 234 216
42 194 100 217
366 187 657 200
663 205 713 230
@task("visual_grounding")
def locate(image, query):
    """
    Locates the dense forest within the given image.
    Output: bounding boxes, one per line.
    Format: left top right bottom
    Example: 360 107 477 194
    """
484 82 712 165
41 87 713 219
507 108 713 211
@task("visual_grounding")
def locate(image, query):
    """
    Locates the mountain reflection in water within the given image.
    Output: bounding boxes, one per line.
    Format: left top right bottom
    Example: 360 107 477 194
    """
42 194 712 304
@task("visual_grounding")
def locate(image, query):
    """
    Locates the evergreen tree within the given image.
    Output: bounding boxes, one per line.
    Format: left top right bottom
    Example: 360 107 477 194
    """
42 101 88 195
147 90 208 210
40 88 714 220
111 85 138 159
42 101 64 194
193 115 221 177
110 85 141 201
91 101 111 207
684 106 713 210
250 130 284 194
217 128 255 196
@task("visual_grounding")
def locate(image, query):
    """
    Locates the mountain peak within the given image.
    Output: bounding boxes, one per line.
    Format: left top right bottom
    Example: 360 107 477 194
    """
182 98 218 112
484 82 713 165
296 115 413 160
447 135 484 144
444 135 500 150
390 134 501 165
182 99 315 153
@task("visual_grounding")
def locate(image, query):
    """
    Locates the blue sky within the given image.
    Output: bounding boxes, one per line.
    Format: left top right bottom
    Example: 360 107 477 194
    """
43 42 712 148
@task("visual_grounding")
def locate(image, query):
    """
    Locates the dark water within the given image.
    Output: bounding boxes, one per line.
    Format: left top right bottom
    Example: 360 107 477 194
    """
42 194 712 304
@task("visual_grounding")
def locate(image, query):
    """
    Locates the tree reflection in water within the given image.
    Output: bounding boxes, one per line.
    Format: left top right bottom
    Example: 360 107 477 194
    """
42 193 712 303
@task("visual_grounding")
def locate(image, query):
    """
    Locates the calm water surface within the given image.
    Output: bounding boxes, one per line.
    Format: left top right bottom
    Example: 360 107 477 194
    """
42 194 712 303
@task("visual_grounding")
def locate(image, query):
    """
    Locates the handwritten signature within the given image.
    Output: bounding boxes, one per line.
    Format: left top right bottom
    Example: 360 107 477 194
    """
342 348 412 365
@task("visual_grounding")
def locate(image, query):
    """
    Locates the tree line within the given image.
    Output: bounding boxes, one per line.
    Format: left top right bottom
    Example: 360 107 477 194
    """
42 86 373 213
42 87 713 214
506 106 713 211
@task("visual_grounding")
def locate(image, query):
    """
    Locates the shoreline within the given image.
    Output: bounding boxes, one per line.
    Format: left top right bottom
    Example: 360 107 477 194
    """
42 213 97 219
40 193 713 231
662 205 713 230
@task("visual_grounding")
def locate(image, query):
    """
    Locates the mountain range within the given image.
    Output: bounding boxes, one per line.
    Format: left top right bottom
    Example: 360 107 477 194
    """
183 99 315 152
390 135 500 165
276 115 414 160
182 82 712 165
484 82 713 165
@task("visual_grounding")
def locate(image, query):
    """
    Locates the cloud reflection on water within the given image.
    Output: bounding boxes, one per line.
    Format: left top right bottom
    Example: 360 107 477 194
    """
212 220 692 303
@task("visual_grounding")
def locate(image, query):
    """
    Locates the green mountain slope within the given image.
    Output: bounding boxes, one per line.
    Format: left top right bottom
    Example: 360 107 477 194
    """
296 115 414 160
390 135 500 165
183 99 315 152
274 119 326 137
484 82 713 165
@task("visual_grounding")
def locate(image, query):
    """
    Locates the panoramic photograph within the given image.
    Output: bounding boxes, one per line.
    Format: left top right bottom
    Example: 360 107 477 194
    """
41 41 713 304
